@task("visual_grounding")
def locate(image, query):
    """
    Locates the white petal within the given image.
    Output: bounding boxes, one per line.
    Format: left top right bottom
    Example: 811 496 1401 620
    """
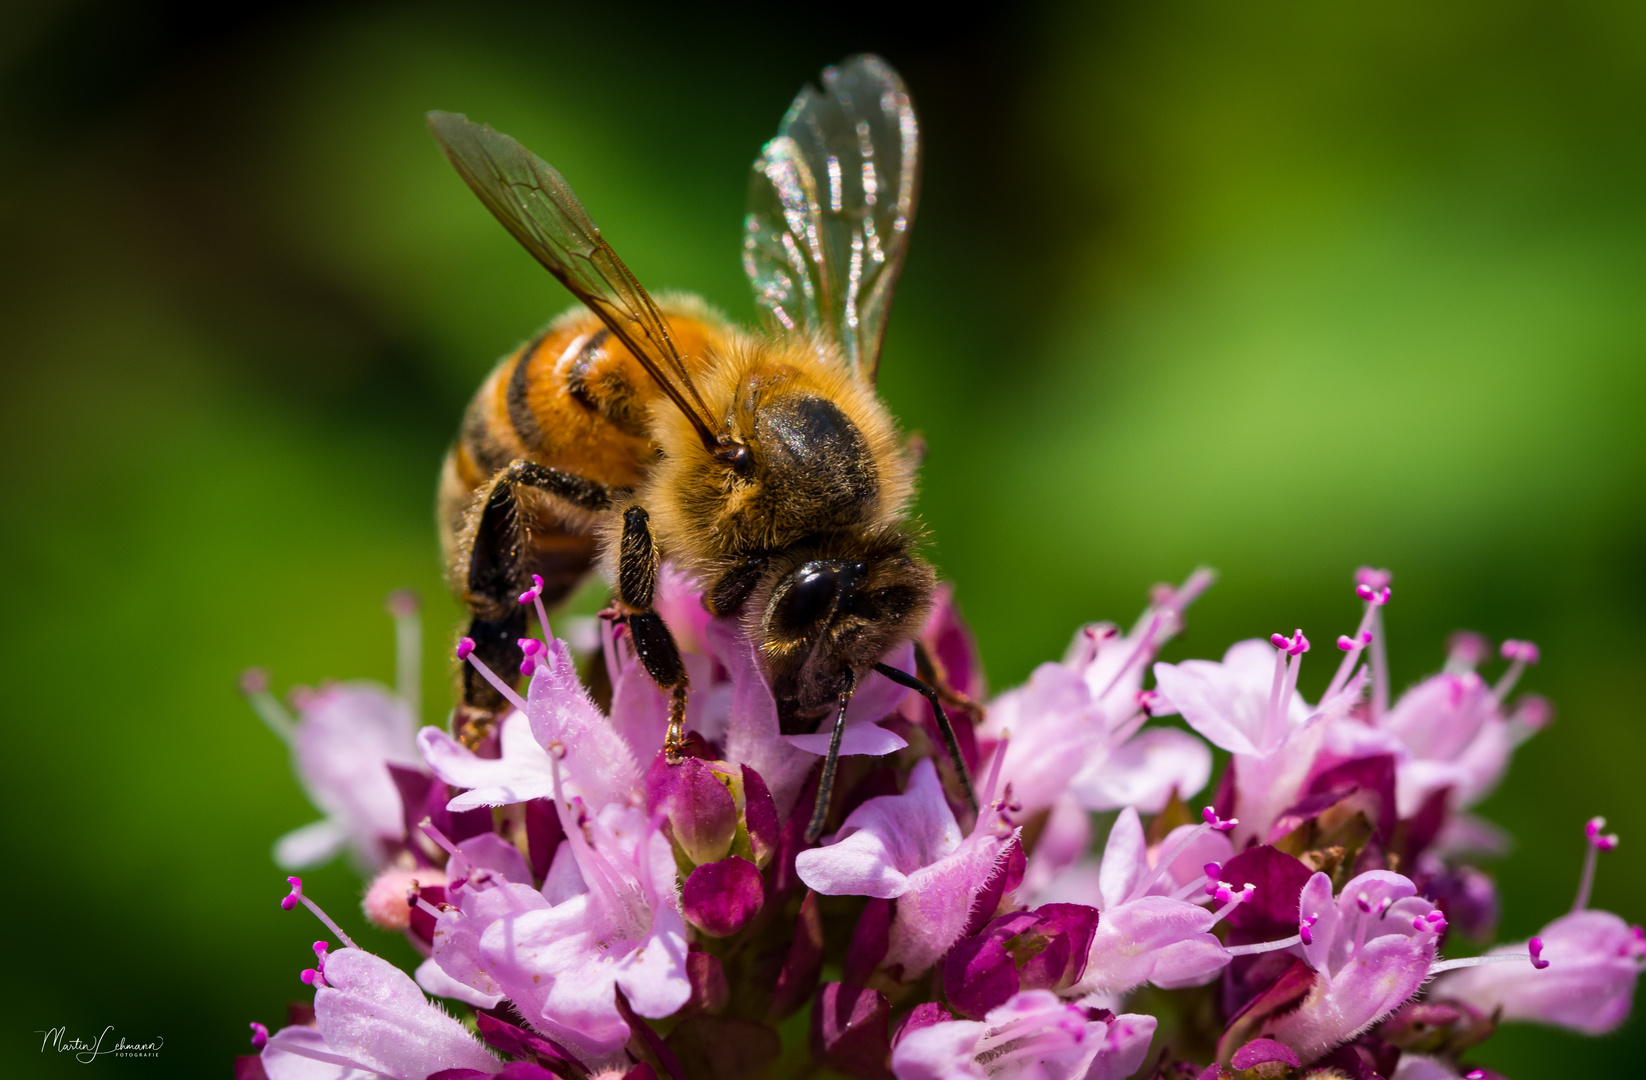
415 956 503 1009
1073 726 1212 812
273 818 350 870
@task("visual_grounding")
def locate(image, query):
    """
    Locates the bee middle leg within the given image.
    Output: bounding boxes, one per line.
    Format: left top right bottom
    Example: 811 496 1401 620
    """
457 459 611 745
613 504 691 763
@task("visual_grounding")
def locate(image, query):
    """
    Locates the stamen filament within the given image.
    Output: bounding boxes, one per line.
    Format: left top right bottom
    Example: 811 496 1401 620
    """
1574 817 1619 913
458 644 529 714
388 591 421 722
1324 603 1377 701
1265 643 1288 748
1370 612 1389 720
1428 951 1538 975
280 877 358 950
1225 933 1302 957
1093 612 1161 704
240 671 295 742
1129 820 1215 903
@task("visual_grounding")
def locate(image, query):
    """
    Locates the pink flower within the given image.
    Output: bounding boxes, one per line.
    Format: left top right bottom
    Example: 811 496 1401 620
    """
981 571 1214 821
1322 632 1548 820
889 990 1156 1080
1153 632 1364 846
1261 870 1439 1061
242 599 428 871
795 757 1021 978
264 876 502 1080
1430 817 1645 1034
248 677 422 871
425 784 690 1060
1065 807 1248 995
262 948 503 1079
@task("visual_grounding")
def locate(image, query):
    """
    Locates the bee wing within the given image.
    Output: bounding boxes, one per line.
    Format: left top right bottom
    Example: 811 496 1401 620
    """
428 111 723 447
743 55 920 384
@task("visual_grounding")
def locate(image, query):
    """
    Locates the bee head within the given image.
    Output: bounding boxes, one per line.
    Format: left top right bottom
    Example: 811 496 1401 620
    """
749 535 935 736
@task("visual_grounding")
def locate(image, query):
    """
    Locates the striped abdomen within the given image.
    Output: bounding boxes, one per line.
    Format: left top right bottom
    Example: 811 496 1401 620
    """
438 302 727 611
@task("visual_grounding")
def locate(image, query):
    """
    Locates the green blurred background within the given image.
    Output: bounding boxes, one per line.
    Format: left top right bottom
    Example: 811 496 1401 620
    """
3 1 1643 1075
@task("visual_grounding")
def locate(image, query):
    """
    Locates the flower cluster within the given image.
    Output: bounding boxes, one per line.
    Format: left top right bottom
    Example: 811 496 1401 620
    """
236 568 1641 1080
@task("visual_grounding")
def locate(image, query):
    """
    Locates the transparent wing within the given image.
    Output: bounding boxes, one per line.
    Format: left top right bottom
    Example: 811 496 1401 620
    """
743 55 920 383
428 111 721 446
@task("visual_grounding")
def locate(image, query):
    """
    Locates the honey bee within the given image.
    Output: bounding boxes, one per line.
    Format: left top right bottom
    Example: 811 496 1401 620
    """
429 55 974 837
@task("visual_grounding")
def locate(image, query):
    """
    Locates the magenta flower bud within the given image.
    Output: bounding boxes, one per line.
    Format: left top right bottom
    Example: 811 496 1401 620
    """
1230 1037 1300 1070
741 764 781 868
668 758 740 867
682 856 764 937
812 983 893 1080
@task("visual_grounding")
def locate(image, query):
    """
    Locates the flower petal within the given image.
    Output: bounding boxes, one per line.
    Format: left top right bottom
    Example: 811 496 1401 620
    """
1072 726 1212 812
418 716 555 811
314 948 502 1077
415 957 503 1009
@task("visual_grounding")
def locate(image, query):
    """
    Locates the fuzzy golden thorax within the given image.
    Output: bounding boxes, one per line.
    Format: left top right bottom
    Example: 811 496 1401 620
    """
640 333 918 572
635 332 931 732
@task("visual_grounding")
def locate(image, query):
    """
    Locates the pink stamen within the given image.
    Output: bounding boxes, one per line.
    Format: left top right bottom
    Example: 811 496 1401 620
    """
1446 631 1491 671
456 641 529 714
1135 689 1160 714
1429 946 1546 976
518 636 546 675
517 574 554 642
1575 816 1620 912
387 590 422 719
1355 566 1391 590
1128 816 1226 905
1202 807 1237 832
1493 639 1539 700
280 877 358 950
1208 882 1255 924
416 817 466 866
249 1022 269 1050
241 669 295 742
1415 910 1448 934
1300 913 1318 946
1355 584 1392 606
1224 932 1302 957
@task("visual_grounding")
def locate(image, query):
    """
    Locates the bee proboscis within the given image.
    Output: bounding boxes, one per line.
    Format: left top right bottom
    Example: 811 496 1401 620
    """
429 55 975 839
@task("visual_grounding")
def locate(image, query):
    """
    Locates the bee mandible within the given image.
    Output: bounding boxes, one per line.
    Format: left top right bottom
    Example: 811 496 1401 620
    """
429 56 975 839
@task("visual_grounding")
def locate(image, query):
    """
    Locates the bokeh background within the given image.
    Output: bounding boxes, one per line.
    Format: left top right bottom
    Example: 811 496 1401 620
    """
4 1 1644 1075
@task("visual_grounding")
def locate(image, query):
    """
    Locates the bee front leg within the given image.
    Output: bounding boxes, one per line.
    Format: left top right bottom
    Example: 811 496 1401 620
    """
615 505 690 763
458 459 612 746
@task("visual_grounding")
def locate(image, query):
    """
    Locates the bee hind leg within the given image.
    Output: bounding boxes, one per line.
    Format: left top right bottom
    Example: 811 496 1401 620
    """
615 505 691 763
457 459 612 747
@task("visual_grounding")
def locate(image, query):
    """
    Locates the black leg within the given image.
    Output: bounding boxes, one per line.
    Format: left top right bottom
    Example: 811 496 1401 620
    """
615 505 691 762
874 661 980 817
805 670 857 843
457 459 612 744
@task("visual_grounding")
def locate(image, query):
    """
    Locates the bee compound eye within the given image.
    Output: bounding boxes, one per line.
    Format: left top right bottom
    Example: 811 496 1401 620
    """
777 562 840 633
